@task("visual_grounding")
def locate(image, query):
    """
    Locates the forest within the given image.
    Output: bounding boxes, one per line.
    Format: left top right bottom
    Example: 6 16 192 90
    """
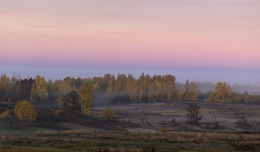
0 73 258 107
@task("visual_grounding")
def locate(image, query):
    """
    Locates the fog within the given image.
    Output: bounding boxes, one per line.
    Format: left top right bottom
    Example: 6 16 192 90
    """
1 64 260 86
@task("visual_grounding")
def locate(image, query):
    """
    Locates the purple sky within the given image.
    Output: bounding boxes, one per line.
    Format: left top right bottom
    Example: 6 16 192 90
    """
1 0 260 85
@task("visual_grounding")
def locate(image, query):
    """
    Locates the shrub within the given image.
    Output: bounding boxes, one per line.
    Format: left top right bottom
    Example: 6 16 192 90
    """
54 109 61 117
160 126 168 133
103 108 115 120
186 103 202 125
0 110 12 120
14 100 37 121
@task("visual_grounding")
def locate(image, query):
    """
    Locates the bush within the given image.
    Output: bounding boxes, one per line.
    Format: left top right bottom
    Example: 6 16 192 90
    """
103 108 115 120
54 109 61 117
186 103 202 125
0 110 12 120
14 100 37 121
160 126 168 133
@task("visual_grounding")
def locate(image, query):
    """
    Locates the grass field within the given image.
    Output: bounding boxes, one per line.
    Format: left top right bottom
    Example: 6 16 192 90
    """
0 102 259 151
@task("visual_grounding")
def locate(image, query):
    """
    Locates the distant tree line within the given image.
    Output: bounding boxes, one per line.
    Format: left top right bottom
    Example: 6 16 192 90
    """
194 81 260 95
0 74 258 106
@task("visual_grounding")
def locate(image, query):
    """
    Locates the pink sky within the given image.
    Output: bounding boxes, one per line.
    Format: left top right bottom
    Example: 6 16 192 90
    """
1 0 260 69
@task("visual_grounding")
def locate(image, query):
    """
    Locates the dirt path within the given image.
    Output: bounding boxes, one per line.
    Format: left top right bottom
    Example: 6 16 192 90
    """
136 112 158 131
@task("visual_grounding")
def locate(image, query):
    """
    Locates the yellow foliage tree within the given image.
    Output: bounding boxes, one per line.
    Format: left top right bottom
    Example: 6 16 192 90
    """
30 76 48 102
184 80 199 101
14 100 37 121
78 82 93 114
208 82 232 102
176 87 184 101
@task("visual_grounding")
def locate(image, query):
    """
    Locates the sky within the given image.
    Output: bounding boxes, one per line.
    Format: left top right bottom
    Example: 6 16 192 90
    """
0 0 260 84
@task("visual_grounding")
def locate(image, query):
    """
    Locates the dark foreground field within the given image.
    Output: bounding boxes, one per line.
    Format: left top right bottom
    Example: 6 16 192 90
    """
0 131 260 152
0 102 260 152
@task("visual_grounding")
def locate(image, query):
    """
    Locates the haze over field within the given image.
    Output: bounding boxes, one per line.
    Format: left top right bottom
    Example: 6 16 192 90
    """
1 0 260 84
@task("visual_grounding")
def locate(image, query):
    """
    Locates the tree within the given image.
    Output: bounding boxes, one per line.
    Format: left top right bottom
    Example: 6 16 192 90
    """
148 75 162 102
14 100 37 121
78 82 93 114
9 74 22 102
189 82 199 101
125 74 138 102
176 87 184 102
243 91 252 102
162 75 176 102
114 74 127 96
208 82 232 102
138 74 151 102
18 78 35 101
30 76 48 102
105 75 116 104
186 103 201 125
63 91 80 111
184 80 199 101
57 94 65 108
0 74 11 101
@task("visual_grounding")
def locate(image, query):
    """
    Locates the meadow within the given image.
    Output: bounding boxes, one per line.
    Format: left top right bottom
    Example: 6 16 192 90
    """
0 102 259 152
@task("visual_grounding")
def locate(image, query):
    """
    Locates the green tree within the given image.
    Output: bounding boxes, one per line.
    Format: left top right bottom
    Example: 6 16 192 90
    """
78 82 93 115
14 100 37 121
